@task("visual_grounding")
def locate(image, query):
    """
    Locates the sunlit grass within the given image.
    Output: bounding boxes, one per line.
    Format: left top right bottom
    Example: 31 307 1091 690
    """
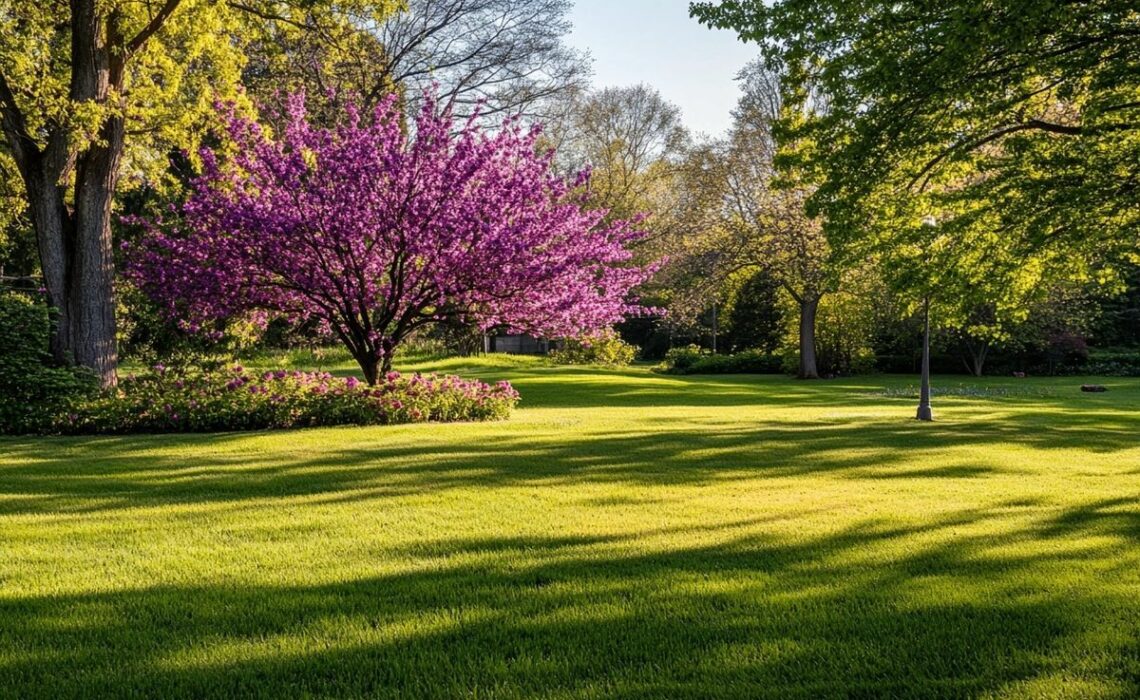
2 357 1138 698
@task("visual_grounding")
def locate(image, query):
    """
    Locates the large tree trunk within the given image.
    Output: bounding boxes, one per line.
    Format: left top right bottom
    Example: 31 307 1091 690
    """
22 174 120 386
25 171 75 365
3 0 188 388
0 0 129 388
798 295 821 379
68 113 124 387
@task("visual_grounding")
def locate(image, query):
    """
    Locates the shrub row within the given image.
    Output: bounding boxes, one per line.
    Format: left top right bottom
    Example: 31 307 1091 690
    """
657 346 783 375
875 350 1140 377
1079 350 1140 377
22 364 519 435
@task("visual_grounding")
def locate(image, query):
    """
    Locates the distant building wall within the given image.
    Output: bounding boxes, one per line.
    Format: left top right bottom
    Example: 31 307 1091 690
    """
490 334 550 355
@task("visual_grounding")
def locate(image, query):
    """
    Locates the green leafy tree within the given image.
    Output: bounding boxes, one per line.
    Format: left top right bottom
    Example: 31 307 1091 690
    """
0 0 400 386
665 62 836 378
724 269 784 354
692 1 1136 401
691 0 1140 286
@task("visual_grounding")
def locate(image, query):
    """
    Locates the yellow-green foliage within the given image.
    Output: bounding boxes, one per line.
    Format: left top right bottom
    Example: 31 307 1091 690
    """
548 330 638 366
0 0 403 197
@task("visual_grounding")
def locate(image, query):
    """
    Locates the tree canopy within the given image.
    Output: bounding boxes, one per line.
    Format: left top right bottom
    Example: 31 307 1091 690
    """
690 0 1140 272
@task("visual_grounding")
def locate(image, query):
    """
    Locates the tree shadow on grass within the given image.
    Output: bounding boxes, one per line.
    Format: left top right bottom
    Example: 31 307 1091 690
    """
0 508 1137 698
1037 497 1140 542
1 403 1138 517
453 364 1140 411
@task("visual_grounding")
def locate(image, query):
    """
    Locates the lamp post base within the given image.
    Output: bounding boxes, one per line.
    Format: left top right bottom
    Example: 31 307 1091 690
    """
916 405 933 421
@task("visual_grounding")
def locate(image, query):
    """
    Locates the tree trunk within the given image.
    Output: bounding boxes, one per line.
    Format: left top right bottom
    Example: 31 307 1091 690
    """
962 339 988 377
0 0 130 388
359 357 380 386
68 110 123 388
20 178 119 388
25 171 75 365
798 296 820 379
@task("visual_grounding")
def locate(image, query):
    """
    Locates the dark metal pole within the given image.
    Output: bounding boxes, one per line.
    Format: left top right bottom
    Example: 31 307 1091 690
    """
917 295 933 421
711 304 718 354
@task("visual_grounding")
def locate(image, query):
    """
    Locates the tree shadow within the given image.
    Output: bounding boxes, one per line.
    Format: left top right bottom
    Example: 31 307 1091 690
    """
1 508 1136 698
1 396 1138 517
2 361 1138 696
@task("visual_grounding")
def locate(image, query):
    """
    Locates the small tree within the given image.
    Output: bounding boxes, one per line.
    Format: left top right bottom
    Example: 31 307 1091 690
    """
725 269 784 354
130 93 656 384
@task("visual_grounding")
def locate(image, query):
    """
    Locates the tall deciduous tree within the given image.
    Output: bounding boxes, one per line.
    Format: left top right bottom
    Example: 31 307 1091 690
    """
664 61 833 377
0 0 400 387
376 0 589 121
243 0 588 124
129 93 656 384
550 85 690 222
691 0 1140 280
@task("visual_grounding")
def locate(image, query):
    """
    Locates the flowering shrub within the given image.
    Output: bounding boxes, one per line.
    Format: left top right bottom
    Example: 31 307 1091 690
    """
548 331 638 366
51 365 520 435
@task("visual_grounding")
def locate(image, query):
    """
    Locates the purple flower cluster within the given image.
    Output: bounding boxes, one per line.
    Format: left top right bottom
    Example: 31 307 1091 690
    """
59 364 520 434
126 88 660 382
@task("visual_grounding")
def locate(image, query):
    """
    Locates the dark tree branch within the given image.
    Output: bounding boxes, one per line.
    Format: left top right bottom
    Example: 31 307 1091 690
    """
126 0 183 55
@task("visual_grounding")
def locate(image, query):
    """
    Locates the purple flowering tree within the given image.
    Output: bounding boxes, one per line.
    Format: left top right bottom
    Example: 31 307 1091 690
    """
130 93 656 384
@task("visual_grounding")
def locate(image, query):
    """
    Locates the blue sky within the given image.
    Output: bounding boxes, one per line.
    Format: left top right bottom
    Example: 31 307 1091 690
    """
566 0 759 137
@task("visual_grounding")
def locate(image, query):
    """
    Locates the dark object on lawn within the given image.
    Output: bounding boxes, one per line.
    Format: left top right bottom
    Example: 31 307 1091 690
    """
1081 384 1108 393
1012 371 1026 378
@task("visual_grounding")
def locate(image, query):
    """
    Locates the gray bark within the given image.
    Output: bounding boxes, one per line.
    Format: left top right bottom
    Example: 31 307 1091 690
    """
0 0 180 387
798 296 820 379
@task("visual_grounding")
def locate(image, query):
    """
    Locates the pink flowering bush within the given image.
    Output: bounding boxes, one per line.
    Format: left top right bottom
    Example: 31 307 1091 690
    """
56 365 520 434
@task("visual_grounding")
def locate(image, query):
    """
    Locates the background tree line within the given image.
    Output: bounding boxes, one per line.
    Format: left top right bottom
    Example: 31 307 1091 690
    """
2 0 1137 382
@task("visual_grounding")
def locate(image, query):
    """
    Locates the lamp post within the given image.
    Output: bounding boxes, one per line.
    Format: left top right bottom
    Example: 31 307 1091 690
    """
917 215 936 422
711 303 718 354
917 293 933 421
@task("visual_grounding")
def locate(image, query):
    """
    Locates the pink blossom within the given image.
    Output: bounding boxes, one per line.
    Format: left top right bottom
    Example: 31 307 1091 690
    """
128 88 659 384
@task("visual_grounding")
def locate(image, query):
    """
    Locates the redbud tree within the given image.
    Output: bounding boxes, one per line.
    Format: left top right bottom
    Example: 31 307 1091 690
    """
130 93 656 384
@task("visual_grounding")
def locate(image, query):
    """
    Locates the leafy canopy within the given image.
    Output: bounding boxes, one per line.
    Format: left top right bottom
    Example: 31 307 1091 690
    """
691 0 1139 331
690 0 1138 241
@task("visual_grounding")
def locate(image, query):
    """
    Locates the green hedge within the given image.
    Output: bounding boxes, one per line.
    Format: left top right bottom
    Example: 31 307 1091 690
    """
1081 350 1140 377
548 331 638 366
0 292 97 433
657 346 784 375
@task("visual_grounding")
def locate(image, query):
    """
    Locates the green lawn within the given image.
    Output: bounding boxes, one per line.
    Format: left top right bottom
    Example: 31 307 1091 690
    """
2 357 1139 698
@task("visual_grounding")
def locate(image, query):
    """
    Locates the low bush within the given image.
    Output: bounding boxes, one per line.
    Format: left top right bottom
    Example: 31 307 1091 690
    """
0 292 98 433
658 346 783 375
782 346 878 377
33 364 519 435
548 331 638 366
660 345 707 373
1080 350 1140 377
